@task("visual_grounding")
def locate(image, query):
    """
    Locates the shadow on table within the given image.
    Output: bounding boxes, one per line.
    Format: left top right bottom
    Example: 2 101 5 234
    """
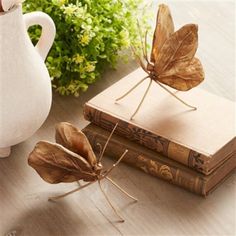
113 160 236 234
3 200 87 236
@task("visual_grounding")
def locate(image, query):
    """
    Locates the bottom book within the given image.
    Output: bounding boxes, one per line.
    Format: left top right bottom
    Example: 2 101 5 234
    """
82 124 236 196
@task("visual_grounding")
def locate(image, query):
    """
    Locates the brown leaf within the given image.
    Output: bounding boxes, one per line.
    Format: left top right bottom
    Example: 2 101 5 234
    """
157 57 204 91
155 24 198 75
0 0 3 12
151 4 174 63
55 122 97 167
28 141 97 184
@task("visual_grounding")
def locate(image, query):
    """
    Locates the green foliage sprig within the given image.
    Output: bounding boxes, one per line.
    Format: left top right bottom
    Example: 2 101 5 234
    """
23 0 148 96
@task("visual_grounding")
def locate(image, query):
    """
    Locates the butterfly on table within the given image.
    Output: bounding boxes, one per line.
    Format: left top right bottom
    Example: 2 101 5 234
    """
116 4 205 120
28 122 137 222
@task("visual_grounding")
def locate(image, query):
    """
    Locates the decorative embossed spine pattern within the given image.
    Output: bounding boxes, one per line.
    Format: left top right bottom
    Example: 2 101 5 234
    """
83 126 206 195
83 104 210 174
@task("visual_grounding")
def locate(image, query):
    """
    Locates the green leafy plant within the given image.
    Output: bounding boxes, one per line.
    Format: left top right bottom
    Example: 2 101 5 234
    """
23 0 148 96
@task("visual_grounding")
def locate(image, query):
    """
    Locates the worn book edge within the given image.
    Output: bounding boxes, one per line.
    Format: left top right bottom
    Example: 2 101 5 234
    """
84 103 235 175
82 124 236 196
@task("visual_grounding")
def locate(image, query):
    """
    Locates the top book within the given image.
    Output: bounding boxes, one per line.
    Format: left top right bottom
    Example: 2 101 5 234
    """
84 68 236 175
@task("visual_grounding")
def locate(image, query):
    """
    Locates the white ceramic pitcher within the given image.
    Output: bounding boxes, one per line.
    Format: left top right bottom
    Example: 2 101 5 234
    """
0 4 56 157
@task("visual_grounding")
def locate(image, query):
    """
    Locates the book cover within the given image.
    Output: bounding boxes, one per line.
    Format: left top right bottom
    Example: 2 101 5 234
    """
82 124 236 196
84 68 236 175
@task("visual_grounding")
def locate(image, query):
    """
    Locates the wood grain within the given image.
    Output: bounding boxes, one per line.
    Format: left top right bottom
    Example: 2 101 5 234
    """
0 1 235 236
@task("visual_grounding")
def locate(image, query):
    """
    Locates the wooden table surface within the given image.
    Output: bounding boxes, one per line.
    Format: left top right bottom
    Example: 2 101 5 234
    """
1 1 235 235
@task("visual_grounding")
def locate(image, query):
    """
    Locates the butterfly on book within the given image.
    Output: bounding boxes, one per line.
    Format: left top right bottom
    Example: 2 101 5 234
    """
28 122 137 222
116 4 204 120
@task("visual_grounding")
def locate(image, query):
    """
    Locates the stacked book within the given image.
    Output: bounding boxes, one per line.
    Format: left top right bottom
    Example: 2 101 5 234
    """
82 68 236 196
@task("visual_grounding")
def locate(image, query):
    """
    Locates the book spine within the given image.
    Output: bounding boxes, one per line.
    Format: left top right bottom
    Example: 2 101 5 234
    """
83 104 210 174
83 128 206 196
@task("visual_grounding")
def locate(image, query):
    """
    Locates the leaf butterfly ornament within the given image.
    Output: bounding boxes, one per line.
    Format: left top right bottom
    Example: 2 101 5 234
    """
28 122 137 222
116 4 205 119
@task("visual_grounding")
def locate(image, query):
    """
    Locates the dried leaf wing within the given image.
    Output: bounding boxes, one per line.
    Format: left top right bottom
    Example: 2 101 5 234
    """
55 122 97 167
151 4 174 63
157 57 204 91
28 141 97 184
155 24 198 75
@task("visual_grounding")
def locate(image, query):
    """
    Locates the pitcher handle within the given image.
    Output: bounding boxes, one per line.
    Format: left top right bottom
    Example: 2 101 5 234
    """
23 12 56 61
